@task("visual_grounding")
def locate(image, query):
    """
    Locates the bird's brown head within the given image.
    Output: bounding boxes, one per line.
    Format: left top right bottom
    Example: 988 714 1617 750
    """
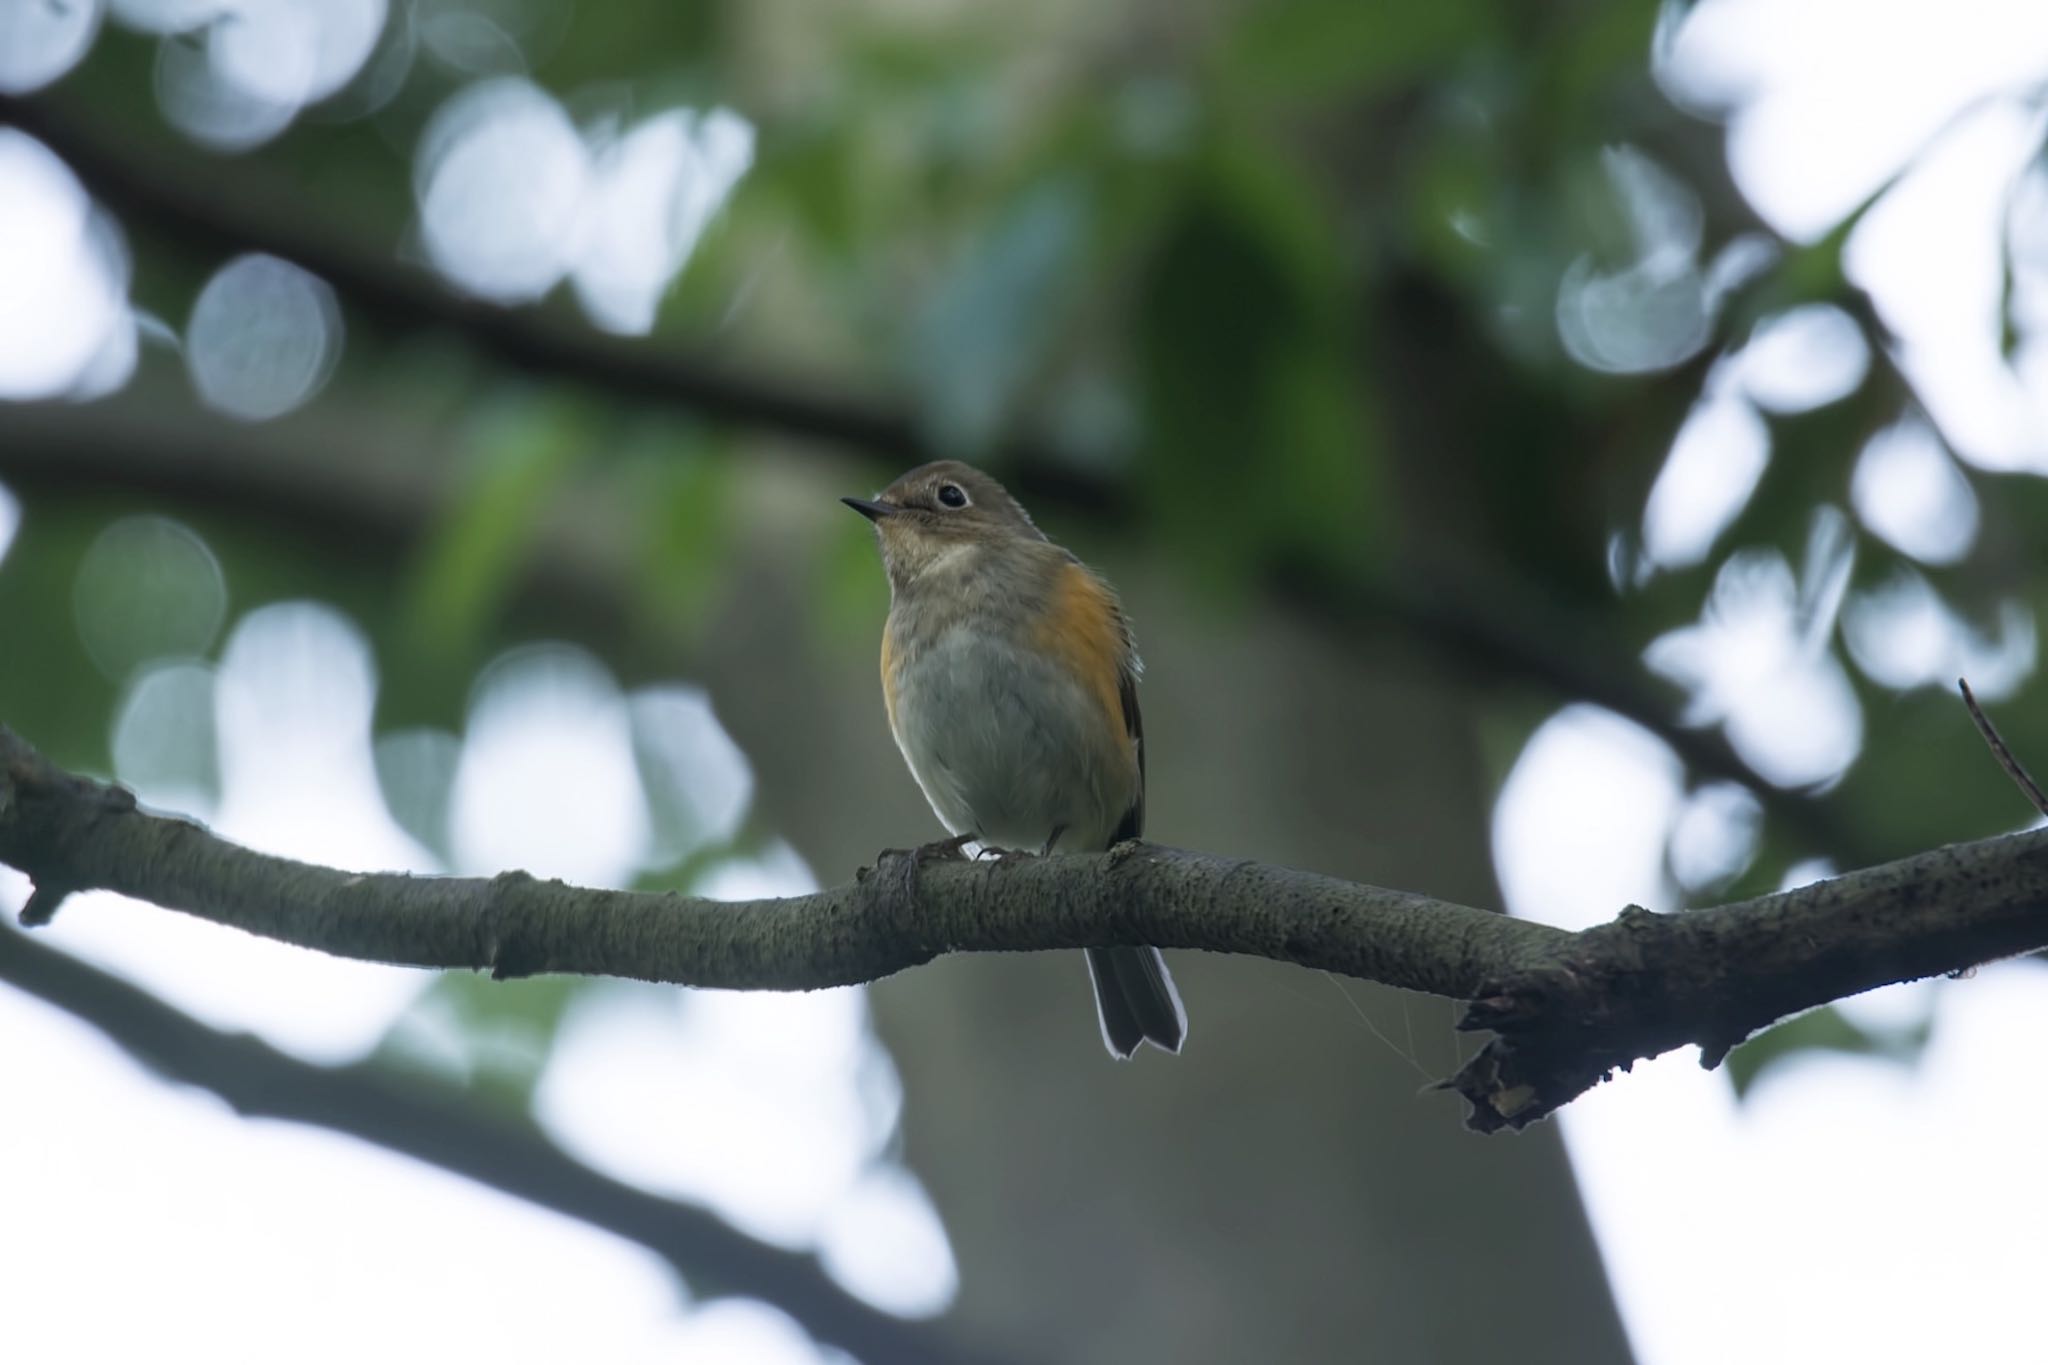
843 461 1045 588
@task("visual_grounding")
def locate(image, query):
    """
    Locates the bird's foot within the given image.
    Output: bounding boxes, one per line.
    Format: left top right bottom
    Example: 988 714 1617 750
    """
1105 839 1145 871
915 832 977 864
970 843 1048 875
857 832 974 883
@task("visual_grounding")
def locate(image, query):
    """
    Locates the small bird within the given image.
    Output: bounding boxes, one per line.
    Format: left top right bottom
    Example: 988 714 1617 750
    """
844 460 1186 1058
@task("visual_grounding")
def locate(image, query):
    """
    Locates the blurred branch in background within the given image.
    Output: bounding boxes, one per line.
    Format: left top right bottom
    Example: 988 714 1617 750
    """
0 393 1852 859
6 0 2048 1354
1268 552 1861 858
0 83 1862 866
0 927 994 1365
0 399 430 560
7 723 2044 1133
0 93 929 463
0 396 646 645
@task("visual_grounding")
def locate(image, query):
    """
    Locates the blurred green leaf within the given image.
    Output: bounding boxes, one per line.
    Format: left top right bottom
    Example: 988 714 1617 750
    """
1228 0 1493 105
619 423 735 642
0 505 124 773
759 120 865 258
821 503 895 654
910 179 1092 455
1137 179 1296 586
374 972 591 1112
402 394 599 661
1724 1004 1930 1099
1135 147 1382 588
372 726 463 864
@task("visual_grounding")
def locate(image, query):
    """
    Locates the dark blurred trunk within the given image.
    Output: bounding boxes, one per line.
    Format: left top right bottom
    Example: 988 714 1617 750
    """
702 488 1632 1364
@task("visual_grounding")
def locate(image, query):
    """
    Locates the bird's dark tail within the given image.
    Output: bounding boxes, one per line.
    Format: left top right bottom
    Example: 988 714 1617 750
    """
1085 946 1186 1058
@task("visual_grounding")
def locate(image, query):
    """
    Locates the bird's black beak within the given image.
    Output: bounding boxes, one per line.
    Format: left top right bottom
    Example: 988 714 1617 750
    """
841 496 898 522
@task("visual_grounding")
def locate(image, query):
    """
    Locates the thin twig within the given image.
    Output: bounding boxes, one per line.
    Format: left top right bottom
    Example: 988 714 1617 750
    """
1959 677 2048 816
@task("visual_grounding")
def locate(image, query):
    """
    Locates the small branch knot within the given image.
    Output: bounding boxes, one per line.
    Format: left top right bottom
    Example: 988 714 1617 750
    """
18 880 76 928
482 869 540 980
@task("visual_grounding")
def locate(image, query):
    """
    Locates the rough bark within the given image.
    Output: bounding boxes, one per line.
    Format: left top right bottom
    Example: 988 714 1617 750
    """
5 725 2040 1131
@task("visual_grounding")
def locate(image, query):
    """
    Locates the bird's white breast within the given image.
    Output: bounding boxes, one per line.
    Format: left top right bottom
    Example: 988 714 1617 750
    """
888 624 1132 853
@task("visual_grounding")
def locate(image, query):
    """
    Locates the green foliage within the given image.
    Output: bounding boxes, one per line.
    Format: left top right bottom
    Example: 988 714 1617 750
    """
819 498 894 655
620 424 737 645
0 508 127 773
10 0 2048 1110
910 179 1093 454
1135 144 1381 589
1226 0 1496 107
1725 1004 1931 1099
375 972 590 1112
402 393 599 661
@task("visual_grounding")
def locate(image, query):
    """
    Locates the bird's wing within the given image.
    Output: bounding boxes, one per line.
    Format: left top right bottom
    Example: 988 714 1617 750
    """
1113 619 1144 844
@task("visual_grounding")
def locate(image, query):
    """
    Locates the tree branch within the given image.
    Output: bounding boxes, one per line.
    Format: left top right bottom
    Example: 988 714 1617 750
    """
0 927 999 1365
1959 676 2048 817
5 726 2042 1131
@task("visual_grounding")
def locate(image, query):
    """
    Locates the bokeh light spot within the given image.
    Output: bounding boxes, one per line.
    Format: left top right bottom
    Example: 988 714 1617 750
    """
1850 420 1980 565
574 107 755 335
147 0 388 148
628 685 753 867
110 0 224 33
1843 569 2035 698
666 1301 823 1365
215 601 378 767
449 643 649 884
289 0 388 103
1668 782 1763 893
1557 147 1711 374
373 727 463 862
536 975 892 1248
414 80 751 323
0 130 126 399
1494 706 1682 929
0 484 19 569
154 27 299 149
1645 541 1865 788
209 0 319 108
72 515 228 682
818 1165 959 1317
0 0 102 93
1642 387 1771 570
418 7 524 77
66 297 140 400
186 253 343 421
46 600 428 1063
416 0 566 77
111 659 221 818
1735 304 1870 413
1557 255 1710 374
417 78 589 301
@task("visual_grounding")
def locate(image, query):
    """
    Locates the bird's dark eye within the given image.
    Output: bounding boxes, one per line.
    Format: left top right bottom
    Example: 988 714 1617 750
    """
936 483 969 509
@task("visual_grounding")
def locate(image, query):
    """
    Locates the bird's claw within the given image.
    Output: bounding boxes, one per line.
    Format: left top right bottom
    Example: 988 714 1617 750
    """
857 833 973 883
1105 838 1144 871
918 832 977 863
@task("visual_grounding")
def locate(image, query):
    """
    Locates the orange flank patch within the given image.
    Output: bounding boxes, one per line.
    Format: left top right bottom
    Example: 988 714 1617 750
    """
880 626 900 735
1033 562 1132 751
